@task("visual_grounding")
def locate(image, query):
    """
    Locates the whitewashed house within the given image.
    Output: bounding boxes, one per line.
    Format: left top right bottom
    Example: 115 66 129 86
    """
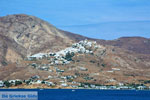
84 85 89 88
119 86 129 90
112 68 120 71
118 83 124 86
45 81 55 86
90 84 96 88
99 86 107 90
0 81 4 87
78 66 88 71
59 81 65 83
137 86 147 90
27 53 48 60
61 83 68 87
107 71 114 73
35 80 42 84
9 80 16 85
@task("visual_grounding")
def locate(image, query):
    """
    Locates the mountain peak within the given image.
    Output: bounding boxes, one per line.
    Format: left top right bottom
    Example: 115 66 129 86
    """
0 14 75 56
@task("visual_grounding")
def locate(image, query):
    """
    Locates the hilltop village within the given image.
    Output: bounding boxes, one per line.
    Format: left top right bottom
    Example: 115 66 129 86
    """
0 40 150 90
27 39 99 65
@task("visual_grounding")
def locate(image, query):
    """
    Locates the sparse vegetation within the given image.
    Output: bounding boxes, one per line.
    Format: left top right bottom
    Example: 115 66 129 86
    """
1 61 7 66
4 81 11 87
15 81 22 86
90 60 96 63
65 52 74 61
101 64 106 67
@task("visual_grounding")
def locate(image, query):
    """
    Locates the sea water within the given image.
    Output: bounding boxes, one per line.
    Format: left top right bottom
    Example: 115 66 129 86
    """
0 89 150 100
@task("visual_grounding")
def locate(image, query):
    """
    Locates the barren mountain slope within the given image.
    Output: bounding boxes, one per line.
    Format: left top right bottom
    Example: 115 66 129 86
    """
0 41 150 86
99 37 150 54
0 14 78 66
0 34 27 67
0 14 75 56
0 14 150 87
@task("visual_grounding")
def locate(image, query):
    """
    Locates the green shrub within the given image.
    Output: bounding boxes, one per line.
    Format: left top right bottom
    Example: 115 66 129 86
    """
4 81 11 87
15 81 22 86
101 64 106 67
1 61 7 66
65 52 75 61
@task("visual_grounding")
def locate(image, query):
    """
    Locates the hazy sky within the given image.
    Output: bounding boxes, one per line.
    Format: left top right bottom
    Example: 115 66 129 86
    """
0 0 150 39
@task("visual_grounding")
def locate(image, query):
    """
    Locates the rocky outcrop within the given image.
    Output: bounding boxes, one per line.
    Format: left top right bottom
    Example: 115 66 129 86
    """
0 34 26 66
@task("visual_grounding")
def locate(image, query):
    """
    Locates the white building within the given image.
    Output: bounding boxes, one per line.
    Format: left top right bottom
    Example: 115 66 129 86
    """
112 68 120 71
35 80 42 84
9 80 16 85
0 81 4 87
78 66 88 71
90 85 96 88
28 53 48 60
118 86 129 90
99 86 107 90
137 86 146 90
45 81 55 86
107 71 114 73
61 83 68 87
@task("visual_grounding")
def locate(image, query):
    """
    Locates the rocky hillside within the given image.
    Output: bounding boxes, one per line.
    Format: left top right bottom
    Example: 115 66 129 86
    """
0 39 150 87
0 14 78 55
0 14 150 88
0 14 83 66
0 34 27 67
100 37 150 54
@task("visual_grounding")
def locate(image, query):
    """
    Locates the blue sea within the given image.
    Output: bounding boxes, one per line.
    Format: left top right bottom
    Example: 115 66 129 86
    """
0 89 150 100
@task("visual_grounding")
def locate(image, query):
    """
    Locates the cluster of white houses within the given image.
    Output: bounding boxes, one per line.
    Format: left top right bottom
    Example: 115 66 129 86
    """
0 74 149 90
1 39 150 90
80 84 147 90
27 40 100 65
0 78 150 90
